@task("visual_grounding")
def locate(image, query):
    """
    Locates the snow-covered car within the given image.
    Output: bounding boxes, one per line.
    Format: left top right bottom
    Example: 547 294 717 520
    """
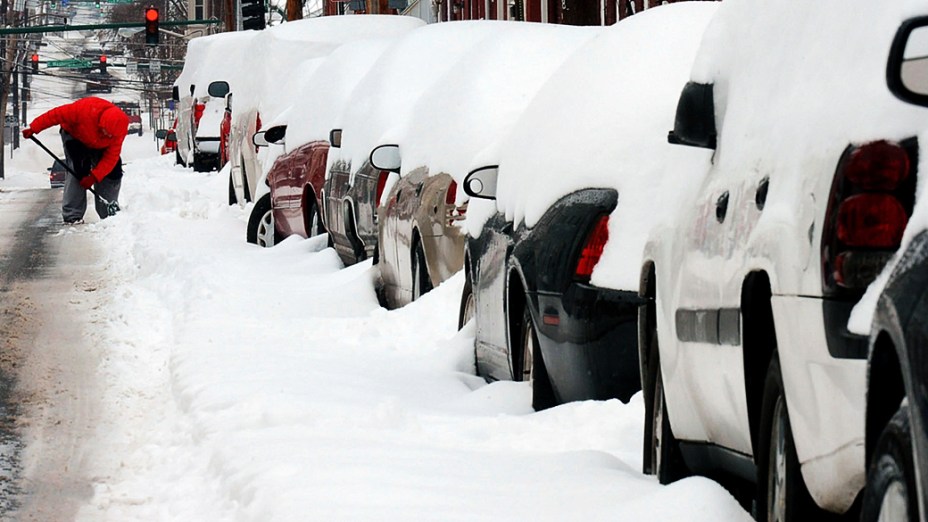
324 21 503 268
458 5 714 410
369 23 599 310
228 15 424 208
247 126 328 246
243 38 399 248
637 1 926 517
191 82 228 172
173 30 256 169
859 17 928 522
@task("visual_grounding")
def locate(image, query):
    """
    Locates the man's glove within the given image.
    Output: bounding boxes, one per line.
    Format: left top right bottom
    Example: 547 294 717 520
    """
79 175 96 190
21 128 33 140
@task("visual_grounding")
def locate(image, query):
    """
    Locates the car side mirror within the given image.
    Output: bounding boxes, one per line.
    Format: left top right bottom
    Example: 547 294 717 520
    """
253 131 269 148
370 144 401 173
329 129 342 148
156 129 168 139
667 81 717 150
208 80 230 98
463 165 499 200
888 16 928 107
263 125 287 145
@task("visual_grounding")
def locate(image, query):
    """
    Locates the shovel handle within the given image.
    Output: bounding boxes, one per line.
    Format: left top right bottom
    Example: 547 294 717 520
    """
29 134 106 201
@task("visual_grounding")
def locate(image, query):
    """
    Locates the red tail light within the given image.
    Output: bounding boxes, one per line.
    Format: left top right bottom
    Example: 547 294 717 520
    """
445 181 457 205
375 170 389 205
193 103 205 126
575 215 610 281
822 140 916 293
254 113 262 153
843 141 909 191
836 194 907 248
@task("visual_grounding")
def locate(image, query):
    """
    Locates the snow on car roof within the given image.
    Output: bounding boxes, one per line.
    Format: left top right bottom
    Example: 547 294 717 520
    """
275 37 400 148
399 22 602 195
464 3 718 291
234 15 425 123
328 20 517 178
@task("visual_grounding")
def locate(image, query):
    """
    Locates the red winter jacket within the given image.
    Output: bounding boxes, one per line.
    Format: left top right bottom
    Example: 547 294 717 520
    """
30 97 129 182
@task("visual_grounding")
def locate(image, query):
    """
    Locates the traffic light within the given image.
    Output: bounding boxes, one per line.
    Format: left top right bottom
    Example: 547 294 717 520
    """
241 0 265 30
30 54 38 74
144 7 159 45
99 55 107 73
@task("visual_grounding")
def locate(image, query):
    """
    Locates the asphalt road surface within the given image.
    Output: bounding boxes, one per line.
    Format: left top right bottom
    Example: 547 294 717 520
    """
0 187 104 521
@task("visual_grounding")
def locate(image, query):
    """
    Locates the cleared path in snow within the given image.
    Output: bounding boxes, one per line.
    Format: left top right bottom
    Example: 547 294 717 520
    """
0 187 106 521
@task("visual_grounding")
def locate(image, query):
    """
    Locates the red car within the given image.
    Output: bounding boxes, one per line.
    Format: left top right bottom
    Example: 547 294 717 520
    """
246 126 329 247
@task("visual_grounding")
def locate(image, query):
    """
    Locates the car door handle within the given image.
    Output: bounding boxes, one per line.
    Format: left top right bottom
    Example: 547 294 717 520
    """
716 191 729 223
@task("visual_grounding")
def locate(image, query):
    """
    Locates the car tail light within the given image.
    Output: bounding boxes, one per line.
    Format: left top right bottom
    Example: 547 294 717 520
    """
836 194 907 248
444 181 467 226
575 215 610 281
843 141 909 191
822 140 917 294
193 103 205 126
375 170 389 205
445 181 457 205
254 113 262 153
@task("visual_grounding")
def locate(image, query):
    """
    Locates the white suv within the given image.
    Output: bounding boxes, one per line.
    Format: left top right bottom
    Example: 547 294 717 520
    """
637 1 926 518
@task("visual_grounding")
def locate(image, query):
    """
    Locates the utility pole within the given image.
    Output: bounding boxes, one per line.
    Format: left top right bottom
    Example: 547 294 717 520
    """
0 0 7 180
11 45 17 150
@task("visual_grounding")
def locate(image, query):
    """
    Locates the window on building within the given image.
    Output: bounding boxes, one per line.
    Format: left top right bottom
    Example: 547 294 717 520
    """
195 0 204 19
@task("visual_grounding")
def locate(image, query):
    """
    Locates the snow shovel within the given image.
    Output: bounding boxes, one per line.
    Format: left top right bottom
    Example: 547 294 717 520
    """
30 135 120 216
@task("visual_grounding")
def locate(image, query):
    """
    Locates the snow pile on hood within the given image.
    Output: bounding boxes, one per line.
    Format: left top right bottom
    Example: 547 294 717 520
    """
467 3 718 291
329 21 514 178
283 37 400 148
399 23 602 196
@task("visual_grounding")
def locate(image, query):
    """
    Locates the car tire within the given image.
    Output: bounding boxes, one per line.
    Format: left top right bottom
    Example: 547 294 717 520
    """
458 270 475 330
861 404 917 522
304 197 325 238
228 174 238 206
193 153 206 172
246 194 279 248
644 333 689 484
411 242 433 301
519 306 556 411
757 356 819 521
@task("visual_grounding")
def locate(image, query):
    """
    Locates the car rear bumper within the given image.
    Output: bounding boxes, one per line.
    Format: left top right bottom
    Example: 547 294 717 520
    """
532 284 644 403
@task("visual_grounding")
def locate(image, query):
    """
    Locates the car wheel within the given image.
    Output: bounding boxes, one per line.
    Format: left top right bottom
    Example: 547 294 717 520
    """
757 356 819 521
411 242 433 301
458 270 475 329
305 197 325 238
519 306 555 411
861 404 917 522
645 332 688 484
228 174 238 206
192 153 205 172
246 194 278 248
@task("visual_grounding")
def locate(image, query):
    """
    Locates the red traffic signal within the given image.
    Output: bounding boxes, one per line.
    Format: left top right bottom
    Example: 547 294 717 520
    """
99 54 107 73
144 7 159 45
30 53 38 74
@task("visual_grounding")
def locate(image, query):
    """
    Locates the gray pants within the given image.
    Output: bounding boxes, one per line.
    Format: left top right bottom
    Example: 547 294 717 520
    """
60 131 122 222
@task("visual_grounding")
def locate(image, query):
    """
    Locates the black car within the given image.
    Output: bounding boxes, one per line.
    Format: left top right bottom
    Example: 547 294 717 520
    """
861 17 928 522
48 161 67 188
459 166 642 410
